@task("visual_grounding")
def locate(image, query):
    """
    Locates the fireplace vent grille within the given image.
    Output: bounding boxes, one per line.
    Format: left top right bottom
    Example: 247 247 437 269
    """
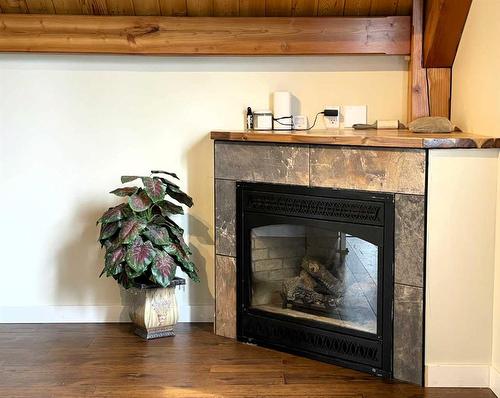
245 191 384 226
242 315 381 368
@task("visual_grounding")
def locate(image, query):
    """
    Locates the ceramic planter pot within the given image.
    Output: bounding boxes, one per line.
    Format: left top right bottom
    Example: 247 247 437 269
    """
127 277 186 339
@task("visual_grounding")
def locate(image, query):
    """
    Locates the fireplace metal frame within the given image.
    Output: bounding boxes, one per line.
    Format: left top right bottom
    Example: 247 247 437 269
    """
236 182 395 377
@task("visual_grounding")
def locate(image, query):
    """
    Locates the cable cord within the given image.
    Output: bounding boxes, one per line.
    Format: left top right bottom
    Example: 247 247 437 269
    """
273 116 294 127
272 112 324 131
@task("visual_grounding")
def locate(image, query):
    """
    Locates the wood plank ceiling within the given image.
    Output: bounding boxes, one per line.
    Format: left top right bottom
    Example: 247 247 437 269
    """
0 0 413 16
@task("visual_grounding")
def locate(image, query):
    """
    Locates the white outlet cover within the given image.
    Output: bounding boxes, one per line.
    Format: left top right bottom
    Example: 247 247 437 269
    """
343 105 367 128
324 106 340 129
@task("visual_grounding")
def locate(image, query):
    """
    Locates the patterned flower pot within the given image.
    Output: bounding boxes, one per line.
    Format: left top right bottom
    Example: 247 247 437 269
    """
127 277 186 339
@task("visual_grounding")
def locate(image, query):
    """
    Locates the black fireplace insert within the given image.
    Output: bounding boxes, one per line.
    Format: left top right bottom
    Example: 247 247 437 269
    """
236 182 395 377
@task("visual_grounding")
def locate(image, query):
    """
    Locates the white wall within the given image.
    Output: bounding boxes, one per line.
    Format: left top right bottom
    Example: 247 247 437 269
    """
425 149 498 387
0 54 408 322
450 0 500 392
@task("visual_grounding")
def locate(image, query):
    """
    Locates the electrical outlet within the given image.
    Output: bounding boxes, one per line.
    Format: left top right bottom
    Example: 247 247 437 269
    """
323 106 340 129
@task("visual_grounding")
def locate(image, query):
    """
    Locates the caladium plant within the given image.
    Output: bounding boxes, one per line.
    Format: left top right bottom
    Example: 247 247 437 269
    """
97 171 198 289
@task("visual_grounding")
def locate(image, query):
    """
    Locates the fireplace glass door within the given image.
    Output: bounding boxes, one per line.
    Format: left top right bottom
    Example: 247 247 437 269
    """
250 224 378 335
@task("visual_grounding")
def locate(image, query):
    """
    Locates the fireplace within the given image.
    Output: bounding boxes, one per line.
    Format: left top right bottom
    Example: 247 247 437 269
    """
236 182 395 377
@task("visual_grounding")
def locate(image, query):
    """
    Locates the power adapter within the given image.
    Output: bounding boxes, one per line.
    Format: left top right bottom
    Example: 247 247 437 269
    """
324 109 339 117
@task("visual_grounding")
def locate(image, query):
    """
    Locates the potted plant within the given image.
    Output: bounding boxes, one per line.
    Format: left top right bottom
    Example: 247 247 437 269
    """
97 171 198 339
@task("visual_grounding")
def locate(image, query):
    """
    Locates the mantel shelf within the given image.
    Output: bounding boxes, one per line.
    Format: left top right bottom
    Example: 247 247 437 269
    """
210 129 500 149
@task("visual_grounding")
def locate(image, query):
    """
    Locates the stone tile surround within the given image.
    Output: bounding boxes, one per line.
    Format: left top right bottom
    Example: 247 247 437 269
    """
214 141 426 385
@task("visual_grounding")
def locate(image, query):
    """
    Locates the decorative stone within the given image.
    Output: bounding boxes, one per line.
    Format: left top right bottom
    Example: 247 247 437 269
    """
128 285 180 339
214 141 309 185
395 195 425 287
310 146 426 195
393 283 423 384
215 179 236 257
215 255 237 338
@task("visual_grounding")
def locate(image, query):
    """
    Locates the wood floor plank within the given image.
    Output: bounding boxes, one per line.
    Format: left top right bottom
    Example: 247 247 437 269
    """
0 323 495 398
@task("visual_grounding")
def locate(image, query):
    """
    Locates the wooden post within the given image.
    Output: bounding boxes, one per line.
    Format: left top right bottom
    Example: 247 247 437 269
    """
407 0 429 122
408 0 451 122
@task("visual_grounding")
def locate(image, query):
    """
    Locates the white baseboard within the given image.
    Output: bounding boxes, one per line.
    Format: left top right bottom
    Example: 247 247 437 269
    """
425 364 491 388
491 366 500 397
0 305 214 323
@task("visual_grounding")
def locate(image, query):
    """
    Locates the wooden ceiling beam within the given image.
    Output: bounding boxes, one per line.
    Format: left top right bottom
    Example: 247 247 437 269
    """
423 0 472 67
0 14 411 55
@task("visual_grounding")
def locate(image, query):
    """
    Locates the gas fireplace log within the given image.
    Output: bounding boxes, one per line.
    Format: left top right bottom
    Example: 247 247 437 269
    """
301 257 345 298
299 270 318 290
281 276 343 310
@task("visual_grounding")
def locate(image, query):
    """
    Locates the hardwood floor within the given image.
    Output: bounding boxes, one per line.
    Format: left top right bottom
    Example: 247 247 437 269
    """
0 323 495 398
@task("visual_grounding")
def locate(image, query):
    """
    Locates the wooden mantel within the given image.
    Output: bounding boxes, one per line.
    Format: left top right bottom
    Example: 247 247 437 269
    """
210 130 500 149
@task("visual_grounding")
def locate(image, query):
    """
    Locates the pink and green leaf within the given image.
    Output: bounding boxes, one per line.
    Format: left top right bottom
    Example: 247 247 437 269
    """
128 190 152 212
99 221 120 241
143 225 171 246
164 240 190 259
121 176 142 183
165 245 199 282
110 187 139 197
157 177 179 189
176 234 192 256
151 170 180 180
165 183 193 208
151 250 177 287
119 219 146 244
97 203 127 225
103 236 120 250
126 238 156 272
154 215 184 234
142 177 166 203
104 246 126 276
157 200 184 216
125 265 143 279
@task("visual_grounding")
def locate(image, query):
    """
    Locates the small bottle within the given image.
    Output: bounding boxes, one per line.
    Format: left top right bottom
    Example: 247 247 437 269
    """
246 107 253 130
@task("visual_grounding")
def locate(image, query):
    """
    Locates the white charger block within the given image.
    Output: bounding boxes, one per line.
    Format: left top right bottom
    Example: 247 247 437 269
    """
343 105 367 128
293 115 308 130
